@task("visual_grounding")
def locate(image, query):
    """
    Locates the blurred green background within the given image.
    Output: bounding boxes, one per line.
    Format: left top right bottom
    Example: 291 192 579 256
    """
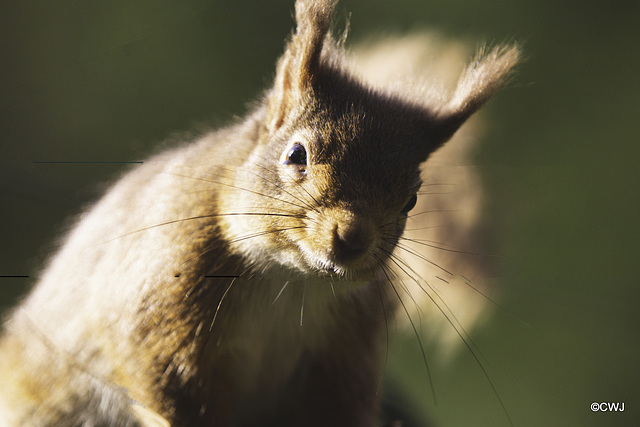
1 0 638 426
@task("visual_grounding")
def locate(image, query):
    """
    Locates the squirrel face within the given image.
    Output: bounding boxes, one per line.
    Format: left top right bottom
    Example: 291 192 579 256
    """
272 134 418 276
217 0 518 281
221 60 440 278
269 83 429 277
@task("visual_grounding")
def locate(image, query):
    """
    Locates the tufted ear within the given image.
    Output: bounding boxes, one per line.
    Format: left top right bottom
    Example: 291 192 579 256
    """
426 44 520 149
267 0 338 131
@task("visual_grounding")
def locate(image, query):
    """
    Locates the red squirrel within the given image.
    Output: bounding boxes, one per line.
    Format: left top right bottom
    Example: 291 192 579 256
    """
0 0 518 425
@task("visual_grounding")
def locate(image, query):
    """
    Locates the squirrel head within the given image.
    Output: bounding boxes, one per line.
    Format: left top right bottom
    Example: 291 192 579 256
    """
222 0 519 278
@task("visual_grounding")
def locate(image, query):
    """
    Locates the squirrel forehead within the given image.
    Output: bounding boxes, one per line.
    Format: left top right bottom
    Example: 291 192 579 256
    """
298 99 429 168
296 64 434 163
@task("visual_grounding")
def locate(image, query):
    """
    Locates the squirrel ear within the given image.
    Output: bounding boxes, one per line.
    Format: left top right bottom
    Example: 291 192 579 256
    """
267 0 338 131
426 44 520 147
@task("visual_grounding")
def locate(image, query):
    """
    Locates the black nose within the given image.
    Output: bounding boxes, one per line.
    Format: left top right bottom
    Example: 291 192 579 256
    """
332 221 373 264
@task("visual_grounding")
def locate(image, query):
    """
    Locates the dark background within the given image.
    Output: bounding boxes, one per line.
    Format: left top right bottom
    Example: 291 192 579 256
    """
1 1 638 426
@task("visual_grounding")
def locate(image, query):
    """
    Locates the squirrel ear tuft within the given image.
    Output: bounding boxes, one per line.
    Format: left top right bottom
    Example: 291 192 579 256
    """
427 44 521 146
267 0 338 131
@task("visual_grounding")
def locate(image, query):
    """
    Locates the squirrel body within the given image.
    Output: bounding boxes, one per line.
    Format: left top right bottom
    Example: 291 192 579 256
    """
0 1 518 425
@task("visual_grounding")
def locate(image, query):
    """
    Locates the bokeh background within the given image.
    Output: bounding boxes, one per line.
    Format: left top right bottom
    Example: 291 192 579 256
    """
1 1 638 426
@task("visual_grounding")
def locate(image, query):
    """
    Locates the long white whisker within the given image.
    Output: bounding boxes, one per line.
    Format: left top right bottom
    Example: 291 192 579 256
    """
272 281 290 305
383 249 513 425
209 278 237 334
384 239 455 276
167 172 312 212
374 253 437 406
299 282 306 327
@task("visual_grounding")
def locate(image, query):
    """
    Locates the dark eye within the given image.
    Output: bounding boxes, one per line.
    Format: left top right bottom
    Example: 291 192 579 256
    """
283 143 307 166
401 194 417 213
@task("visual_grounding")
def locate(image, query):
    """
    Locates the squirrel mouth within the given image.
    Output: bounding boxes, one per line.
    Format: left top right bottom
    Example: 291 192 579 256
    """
295 231 382 279
305 256 344 276
306 253 376 279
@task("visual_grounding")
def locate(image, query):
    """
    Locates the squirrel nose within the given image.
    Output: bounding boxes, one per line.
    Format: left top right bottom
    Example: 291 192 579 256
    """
332 220 373 264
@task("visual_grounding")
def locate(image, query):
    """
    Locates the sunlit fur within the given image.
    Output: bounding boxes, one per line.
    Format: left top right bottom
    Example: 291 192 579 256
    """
0 1 518 426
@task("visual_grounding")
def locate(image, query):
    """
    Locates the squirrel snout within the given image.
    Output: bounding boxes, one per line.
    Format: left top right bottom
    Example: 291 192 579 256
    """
331 220 375 265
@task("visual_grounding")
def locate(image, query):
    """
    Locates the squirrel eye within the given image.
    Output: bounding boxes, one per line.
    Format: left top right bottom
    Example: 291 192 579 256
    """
284 143 307 166
401 194 417 213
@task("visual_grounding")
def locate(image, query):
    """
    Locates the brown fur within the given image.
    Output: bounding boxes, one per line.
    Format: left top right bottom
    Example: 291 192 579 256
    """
0 1 518 425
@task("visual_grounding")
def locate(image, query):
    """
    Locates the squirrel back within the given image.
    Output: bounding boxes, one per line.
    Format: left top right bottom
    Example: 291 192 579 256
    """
0 0 518 425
